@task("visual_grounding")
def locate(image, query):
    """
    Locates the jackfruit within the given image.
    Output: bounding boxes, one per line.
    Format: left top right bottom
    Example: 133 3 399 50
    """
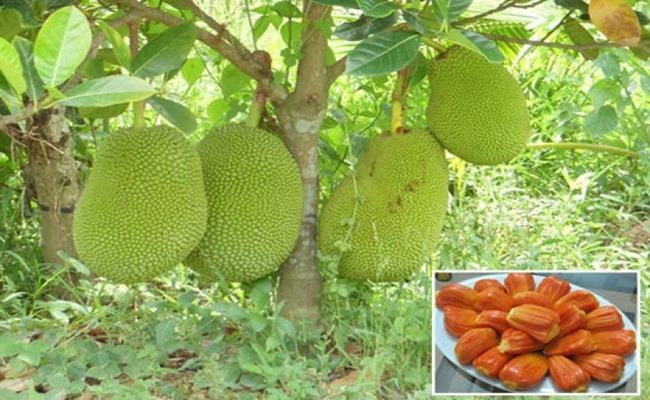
73 126 207 283
185 124 303 282
318 130 448 281
426 46 530 165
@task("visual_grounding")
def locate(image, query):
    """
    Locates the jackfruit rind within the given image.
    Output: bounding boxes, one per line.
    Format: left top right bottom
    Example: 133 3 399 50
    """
185 124 303 283
318 130 448 281
426 46 530 165
73 126 208 283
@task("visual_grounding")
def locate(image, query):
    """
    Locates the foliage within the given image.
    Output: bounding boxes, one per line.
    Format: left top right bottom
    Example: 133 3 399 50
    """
0 0 648 397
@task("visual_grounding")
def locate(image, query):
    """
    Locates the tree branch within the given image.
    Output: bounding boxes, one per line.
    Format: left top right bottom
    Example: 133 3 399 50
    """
326 56 347 87
107 0 288 103
0 105 35 134
456 0 549 27
527 142 640 159
480 33 622 50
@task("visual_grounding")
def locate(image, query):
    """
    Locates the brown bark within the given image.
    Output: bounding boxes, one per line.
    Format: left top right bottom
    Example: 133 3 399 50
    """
24 106 79 265
275 2 332 323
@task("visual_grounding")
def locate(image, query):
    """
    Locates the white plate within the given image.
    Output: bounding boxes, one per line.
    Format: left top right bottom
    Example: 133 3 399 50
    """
435 273 637 393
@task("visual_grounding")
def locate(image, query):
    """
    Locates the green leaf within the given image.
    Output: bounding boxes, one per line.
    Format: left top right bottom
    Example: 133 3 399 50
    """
13 37 44 102
0 334 24 357
55 76 155 107
0 37 26 94
588 79 620 109
563 18 599 60
34 6 92 87
181 58 205 86
97 20 131 69
78 103 129 119
357 0 397 18
594 52 621 77
470 20 531 59
402 9 428 35
273 1 302 18
334 14 396 41
554 0 588 12
0 8 24 40
207 98 229 123
148 96 197 134
445 29 504 63
220 64 252 97
132 23 196 78
0 74 23 113
432 0 472 22
585 105 618 136
346 31 421 76
312 0 359 7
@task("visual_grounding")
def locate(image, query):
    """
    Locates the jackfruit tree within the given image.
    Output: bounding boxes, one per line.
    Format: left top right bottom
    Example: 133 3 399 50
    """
0 0 647 322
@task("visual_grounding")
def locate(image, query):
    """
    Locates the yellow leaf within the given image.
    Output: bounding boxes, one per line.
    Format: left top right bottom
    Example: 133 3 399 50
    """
589 0 641 46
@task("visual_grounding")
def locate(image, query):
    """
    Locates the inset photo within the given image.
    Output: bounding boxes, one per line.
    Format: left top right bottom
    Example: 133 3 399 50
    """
432 271 639 395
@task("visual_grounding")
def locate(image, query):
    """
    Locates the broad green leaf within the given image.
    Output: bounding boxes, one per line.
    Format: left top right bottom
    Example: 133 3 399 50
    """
445 29 504 63
13 37 44 101
554 0 588 12
407 52 428 88
585 105 618 136
207 98 229 123
432 0 472 23
334 14 396 41
588 79 620 109
563 18 599 60
132 23 196 78
55 76 155 107
78 103 129 119
357 0 397 19
471 20 531 59
402 9 428 35
0 1 39 28
181 58 205 86
148 96 197 134
346 31 421 76
0 74 23 113
312 0 359 7
0 8 24 40
280 21 303 48
34 6 92 87
273 1 302 18
97 20 131 69
0 37 26 94
594 52 621 77
0 333 24 357
220 64 252 97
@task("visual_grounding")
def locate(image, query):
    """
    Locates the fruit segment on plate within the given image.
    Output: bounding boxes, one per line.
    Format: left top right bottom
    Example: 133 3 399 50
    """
435 272 637 392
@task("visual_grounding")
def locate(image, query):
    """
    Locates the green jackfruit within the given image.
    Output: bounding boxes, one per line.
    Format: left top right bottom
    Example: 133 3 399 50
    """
318 130 448 281
426 46 530 165
185 124 303 282
73 126 207 283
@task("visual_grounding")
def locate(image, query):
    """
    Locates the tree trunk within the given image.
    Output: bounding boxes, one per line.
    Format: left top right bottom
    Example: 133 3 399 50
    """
24 106 79 265
275 2 332 323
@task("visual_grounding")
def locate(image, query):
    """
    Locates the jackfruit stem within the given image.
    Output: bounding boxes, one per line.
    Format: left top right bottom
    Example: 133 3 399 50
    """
422 37 447 54
246 90 265 128
246 51 273 128
390 68 410 135
526 142 640 159
129 20 145 129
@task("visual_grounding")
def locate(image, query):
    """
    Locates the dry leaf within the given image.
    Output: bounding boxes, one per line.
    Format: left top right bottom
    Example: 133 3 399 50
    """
589 0 641 46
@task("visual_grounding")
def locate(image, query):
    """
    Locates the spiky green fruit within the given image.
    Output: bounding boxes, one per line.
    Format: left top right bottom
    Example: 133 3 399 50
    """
318 130 448 281
426 46 530 165
73 126 207 283
185 124 303 282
